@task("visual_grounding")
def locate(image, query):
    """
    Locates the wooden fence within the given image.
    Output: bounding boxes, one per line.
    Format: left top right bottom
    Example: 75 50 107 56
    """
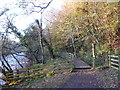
4 53 74 86
108 55 119 70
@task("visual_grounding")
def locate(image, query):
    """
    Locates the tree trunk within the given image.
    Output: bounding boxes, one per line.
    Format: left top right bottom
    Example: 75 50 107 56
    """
36 19 45 64
39 31 44 64
24 42 40 63
43 38 55 59
1 60 10 71
92 43 96 68
71 36 77 57
1 55 13 79
2 54 12 71
11 53 24 68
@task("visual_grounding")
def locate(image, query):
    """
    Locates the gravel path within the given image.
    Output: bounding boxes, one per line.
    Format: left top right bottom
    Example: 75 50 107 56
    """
60 58 118 88
60 71 104 88
60 58 103 88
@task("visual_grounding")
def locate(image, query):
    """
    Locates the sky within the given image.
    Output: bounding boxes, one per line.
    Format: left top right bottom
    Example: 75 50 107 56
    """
0 0 64 42
0 0 64 29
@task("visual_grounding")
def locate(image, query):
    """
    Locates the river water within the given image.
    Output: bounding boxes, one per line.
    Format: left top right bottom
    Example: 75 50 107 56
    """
0 53 30 85
0 53 30 70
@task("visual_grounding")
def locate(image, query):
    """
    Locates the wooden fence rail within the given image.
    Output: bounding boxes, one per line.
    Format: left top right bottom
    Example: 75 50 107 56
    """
108 55 119 70
4 53 74 86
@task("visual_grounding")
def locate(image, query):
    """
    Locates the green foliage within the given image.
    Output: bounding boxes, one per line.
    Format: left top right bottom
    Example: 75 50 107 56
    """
78 51 107 67
46 71 55 77
79 52 93 66
39 74 46 78
48 2 119 56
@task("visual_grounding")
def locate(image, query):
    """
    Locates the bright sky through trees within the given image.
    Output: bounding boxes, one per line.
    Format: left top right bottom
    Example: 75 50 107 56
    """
0 0 119 42
0 0 64 29
0 0 64 42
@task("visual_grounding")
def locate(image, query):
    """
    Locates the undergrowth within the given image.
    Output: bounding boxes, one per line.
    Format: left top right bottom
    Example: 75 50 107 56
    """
78 52 108 68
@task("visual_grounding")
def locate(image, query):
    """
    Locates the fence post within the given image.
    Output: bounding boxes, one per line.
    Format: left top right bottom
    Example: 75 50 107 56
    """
118 55 120 69
118 55 120 85
27 68 29 75
16 69 19 78
105 54 108 66
108 55 111 68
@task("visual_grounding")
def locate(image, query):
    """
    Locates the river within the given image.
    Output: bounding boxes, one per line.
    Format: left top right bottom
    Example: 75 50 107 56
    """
0 53 31 85
0 53 30 70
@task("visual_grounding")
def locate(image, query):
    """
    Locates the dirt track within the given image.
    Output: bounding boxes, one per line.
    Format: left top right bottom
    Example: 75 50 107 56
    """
60 71 103 88
60 58 118 88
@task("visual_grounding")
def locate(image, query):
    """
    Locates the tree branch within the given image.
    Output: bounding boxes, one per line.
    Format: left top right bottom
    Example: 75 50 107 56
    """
11 53 24 68
30 0 53 9
29 0 53 14
0 8 9 16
